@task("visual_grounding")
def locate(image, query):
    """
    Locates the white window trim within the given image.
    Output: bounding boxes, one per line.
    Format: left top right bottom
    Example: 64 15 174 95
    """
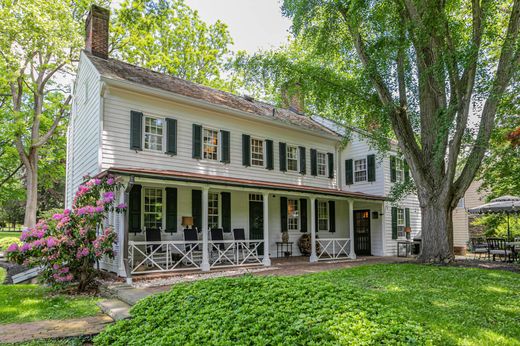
317 152 327 177
397 207 406 238
354 157 368 184
202 126 220 162
286 144 299 173
142 115 166 153
317 200 329 231
141 186 166 231
250 137 265 167
287 198 300 231
395 157 405 183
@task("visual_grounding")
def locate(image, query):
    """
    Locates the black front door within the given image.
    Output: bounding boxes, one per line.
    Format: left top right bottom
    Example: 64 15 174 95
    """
249 201 264 255
354 210 371 255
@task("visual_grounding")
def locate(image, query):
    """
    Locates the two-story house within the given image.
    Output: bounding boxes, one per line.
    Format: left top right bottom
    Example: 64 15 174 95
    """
65 6 421 280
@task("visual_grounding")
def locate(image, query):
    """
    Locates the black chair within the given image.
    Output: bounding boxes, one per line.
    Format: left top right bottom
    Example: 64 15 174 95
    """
470 238 488 260
145 228 167 267
210 228 225 250
487 237 513 262
233 228 258 261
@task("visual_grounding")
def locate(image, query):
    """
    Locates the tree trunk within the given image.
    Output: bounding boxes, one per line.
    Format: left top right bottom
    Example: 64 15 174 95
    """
418 203 454 263
23 152 38 228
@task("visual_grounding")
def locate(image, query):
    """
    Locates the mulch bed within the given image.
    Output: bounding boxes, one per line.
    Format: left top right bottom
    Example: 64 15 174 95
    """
448 259 520 273
0 258 31 284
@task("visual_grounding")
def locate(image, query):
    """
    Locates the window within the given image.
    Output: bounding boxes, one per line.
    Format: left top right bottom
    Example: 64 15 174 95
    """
287 145 298 172
354 158 367 182
203 128 219 161
395 158 405 183
318 201 329 231
144 116 164 151
251 138 264 166
144 188 163 229
457 198 465 209
317 152 327 176
208 192 219 229
287 199 299 230
397 208 405 238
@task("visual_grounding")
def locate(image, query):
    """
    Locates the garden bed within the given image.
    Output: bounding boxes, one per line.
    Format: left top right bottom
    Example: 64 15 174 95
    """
96 263 520 345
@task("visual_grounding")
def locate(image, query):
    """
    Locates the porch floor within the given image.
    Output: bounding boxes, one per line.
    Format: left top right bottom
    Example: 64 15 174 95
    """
105 256 414 306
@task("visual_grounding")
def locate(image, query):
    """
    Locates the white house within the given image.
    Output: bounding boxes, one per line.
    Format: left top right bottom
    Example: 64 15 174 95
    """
65 6 421 279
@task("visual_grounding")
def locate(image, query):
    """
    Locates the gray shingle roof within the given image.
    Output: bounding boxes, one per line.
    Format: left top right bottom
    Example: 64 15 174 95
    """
85 51 337 137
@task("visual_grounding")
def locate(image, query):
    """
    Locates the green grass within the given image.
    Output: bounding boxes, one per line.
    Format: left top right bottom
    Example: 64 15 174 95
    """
95 264 520 346
0 268 101 324
0 231 22 240
1 337 89 346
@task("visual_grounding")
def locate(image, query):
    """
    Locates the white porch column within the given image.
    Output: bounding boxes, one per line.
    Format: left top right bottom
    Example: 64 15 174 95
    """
310 196 318 262
262 192 271 266
201 186 210 271
348 199 357 259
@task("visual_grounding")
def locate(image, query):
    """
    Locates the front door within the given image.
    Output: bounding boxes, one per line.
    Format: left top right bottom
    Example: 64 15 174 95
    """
249 199 264 255
354 210 371 255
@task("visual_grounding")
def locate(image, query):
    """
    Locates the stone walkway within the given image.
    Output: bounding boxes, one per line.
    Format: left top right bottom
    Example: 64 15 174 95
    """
0 315 113 344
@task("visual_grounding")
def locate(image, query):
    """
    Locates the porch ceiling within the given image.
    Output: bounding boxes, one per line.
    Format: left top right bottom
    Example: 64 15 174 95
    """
101 167 386 201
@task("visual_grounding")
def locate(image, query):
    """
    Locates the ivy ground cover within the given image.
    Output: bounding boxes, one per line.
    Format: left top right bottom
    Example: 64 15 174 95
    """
95 264 520 345
0 268 100 324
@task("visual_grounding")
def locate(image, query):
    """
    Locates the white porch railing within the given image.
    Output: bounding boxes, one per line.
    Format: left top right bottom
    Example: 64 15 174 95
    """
128 239 264 274
316 238 351 261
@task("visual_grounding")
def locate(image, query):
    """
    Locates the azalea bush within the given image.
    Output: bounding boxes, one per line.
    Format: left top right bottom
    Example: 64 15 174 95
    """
7 175 127 292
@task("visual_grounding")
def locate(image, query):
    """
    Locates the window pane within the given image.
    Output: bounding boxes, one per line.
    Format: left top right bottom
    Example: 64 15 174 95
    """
318 201 328 231
208 192 219 229
144 188 163 229
251 138 264 166
287 146 298 171
287 199 299 230
354 158 367 182
317 153 326 176
144 117 164 151
203 128 219 161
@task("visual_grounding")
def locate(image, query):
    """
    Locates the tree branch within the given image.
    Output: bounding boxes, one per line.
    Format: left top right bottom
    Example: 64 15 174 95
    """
32 95 71 148
0 164 23 188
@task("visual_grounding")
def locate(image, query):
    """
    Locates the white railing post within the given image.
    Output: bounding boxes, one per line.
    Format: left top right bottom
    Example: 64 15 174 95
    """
310 196 318 262
262 192 271 266
201 187 210 271
348 199 356 259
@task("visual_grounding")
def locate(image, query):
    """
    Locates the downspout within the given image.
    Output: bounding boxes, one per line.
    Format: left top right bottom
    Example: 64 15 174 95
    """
123 175 135 284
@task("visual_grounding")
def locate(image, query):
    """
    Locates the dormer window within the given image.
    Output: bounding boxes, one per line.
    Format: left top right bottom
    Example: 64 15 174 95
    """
203 128 219 161
144 116 164 152
287 145 298 172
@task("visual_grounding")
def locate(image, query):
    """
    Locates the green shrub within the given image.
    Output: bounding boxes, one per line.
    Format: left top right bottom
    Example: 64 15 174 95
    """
0 236 21 251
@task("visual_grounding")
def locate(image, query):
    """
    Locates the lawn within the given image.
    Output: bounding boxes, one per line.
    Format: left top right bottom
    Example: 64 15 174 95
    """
0 231 22 240
95 264 520 346
0 268 101 324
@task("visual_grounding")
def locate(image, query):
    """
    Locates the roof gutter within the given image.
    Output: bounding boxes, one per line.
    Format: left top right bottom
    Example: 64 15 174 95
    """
100 76 340 141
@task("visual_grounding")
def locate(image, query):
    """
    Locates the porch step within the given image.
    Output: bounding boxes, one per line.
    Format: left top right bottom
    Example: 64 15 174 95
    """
97 299 131 321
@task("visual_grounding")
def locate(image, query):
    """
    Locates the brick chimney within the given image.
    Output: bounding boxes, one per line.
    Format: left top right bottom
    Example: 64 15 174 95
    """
281 82 304 114
85 5 110 59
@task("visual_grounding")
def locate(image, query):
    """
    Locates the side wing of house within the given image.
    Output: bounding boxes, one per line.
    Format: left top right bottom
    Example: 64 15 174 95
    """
65 53 102 207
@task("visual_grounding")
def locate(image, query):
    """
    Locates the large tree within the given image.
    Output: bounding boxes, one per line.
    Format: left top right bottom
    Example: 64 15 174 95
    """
237 0 519 262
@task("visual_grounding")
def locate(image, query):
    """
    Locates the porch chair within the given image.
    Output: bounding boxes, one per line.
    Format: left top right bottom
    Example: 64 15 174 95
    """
145 228 168 268
210 228 234 264
183 228 202 266
233 228 258 262
470 238 488 260
486 237 513 262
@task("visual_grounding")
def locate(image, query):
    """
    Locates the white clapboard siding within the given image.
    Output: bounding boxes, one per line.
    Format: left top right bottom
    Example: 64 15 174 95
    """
65 53 102 207
100 87 338 190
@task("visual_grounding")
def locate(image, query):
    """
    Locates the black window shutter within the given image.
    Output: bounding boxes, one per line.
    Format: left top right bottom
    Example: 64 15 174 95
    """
300 198 307 232
280 197 287 232
165 118 177 155
165 187 178 232
405 207 411 239
314 199 318 231
130 111 143 151
345 159 354 185
192 190 202 231
221 192 231 233
299 146 306 174
404 160 410 182
221 130 230 163
328 200 336 232
327 153 334 178
242 134 251 166
192 124 202 159
391 207 398 239
310 149 317 176
279 142 287 172
390 156 397 182
367 154 376 182
265 139 274 170
128 184 142 234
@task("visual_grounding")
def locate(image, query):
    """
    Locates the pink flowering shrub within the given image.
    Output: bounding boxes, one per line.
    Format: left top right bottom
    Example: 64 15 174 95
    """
7 174 127 292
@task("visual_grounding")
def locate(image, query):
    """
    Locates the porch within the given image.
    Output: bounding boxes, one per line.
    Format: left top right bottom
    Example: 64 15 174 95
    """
99 168 386 278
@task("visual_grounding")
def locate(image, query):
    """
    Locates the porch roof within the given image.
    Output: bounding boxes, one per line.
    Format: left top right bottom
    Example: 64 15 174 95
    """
102 167 386 201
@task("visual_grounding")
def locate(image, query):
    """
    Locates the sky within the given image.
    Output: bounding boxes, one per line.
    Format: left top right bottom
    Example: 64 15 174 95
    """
183 0 292 53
